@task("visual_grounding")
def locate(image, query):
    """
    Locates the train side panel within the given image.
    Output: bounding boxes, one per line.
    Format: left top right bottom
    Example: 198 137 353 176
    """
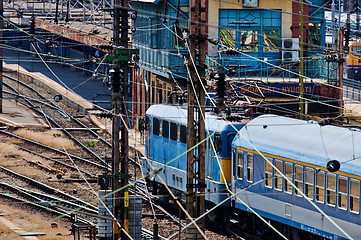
143 104 245 205
232 114 361 239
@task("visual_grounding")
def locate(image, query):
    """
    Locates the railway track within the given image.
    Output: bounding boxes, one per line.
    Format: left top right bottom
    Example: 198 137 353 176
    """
0 73 232 239
3 74 111 157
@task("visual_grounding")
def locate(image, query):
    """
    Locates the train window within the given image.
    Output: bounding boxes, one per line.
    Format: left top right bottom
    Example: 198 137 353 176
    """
284 163 293 194
214 133 222 154
246 154 253 182
237 151 243 179
295 165 303 196
180 125 187 143
316 171 325 203
162 120 169 138
327 174 336 206
153 118 160 136
338 177 348 210
227 133 236 153
350 179 360 213
265 158 273 188
305 168 314 199
170 122 178 141
274 160 283 190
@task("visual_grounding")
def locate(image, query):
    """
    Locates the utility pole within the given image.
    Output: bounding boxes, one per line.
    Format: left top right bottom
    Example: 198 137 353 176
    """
55 0 59 23
111 0 130 239
299 0 305 119
357 0 360 31
0 0 3 113
338 29 344 116
186 0 207 237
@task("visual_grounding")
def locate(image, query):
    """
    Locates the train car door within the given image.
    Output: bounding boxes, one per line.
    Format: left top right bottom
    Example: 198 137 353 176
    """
234 150 244 198
145 115 151 158
231 148 237 194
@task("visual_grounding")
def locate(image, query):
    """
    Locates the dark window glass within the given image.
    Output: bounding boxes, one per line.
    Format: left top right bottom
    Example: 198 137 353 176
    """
316 171 325 203
338 177 348 210
228 133 236 153
327 174 336 206
153 118 160 136
265 158 273 188
284 163 293 193
247 154 253 182
180 125 187 143
237 151 243 179
275 160 283 190
350 180 360 213
170 122 178 141
214 133 222 154
162 120 169 138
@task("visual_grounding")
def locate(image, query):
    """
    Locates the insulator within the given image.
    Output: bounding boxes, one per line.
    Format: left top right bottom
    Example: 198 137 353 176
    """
327 160 340 172
131 12 137 20
110 68 122 92
29 16 35 35
318 118 333 126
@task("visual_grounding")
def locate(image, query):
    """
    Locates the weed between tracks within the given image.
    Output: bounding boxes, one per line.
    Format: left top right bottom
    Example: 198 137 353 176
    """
13 129 75 150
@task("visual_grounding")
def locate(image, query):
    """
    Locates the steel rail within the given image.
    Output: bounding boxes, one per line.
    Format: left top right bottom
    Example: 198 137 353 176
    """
0 181 98 215
0 129 108 170
0 165 98 210
4 74 112 148
16 145 96 177
0 192 93 225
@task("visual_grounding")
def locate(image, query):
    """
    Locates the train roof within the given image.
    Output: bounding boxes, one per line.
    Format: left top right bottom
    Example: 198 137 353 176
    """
146 104 246 132
233 114 361 176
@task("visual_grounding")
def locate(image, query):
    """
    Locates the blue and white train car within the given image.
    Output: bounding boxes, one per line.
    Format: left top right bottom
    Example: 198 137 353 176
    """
142 104 247 205
231 114 361 239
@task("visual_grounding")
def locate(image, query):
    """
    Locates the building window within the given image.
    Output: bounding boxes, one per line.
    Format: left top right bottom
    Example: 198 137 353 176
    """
338 177 348 210
240 30 259 52
170 122 178 141
153 118 160 136
274 160 283 190
316 171 325 203
263 29 280 52
295 165 303 196
162 120 169 138
284 163 293 194
220 28 236 49
305 167 314 199
327 174 336 206
180 125 187 143
173 23 185 49
350 179 360 213
247 154 253 182
265 158 273 188
237 151 243 179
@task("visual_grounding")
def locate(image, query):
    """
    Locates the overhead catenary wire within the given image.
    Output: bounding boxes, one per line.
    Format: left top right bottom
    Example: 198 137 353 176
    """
183 25 354 239
4 0 360 231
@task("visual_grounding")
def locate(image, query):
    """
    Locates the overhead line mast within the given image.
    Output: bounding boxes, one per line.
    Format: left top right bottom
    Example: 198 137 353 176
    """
111 0 131 238
186 0 207 237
